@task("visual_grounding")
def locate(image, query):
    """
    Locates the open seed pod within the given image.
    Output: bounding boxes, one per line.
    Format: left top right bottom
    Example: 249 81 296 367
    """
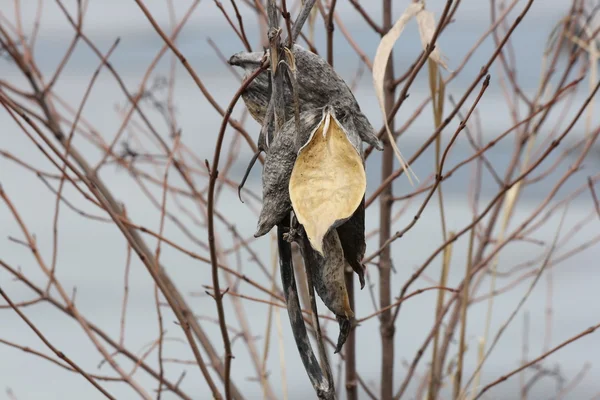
297 228 353 353
255 108 322 237
232 45 377 353
255 104 368 236
336 198 366 289
229 44 383 151
289 106 366 255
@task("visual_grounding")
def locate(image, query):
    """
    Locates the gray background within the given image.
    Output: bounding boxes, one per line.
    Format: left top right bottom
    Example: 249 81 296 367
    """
1 0 599 399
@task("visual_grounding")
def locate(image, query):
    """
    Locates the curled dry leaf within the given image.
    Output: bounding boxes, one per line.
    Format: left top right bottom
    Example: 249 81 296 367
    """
373 1 453 184
416 9 450 71
373 2 422 186
289 110 366 255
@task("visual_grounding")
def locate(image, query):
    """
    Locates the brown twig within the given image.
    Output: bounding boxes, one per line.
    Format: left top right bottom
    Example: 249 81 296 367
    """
379 1 396 397
206 63 266 400
0 286 116 399
474 322 600 400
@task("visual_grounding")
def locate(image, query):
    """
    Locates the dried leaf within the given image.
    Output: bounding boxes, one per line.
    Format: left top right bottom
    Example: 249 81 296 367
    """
372 2 422 186
416 9 450 70
289 110 366 254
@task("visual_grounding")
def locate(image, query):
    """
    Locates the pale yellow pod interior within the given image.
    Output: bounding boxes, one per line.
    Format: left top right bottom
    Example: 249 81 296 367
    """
289 112 366 254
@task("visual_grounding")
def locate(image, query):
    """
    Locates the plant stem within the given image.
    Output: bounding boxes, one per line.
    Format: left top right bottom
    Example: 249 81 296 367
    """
380 1 395 398
345 271 358 400
326 0 337 66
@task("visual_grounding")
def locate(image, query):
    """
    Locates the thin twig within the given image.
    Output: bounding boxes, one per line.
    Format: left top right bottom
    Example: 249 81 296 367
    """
0 286 116 399
473 322 600 400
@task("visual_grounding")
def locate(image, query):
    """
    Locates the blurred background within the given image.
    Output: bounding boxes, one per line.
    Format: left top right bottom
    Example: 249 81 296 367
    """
1 0 599 399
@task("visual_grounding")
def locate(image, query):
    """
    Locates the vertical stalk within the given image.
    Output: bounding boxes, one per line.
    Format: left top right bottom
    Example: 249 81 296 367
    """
380 1 395 398
325 3 356 398
326 0 337 66
428 61 449 400
345 271 357 400
277 222 334 399
454 227 475 399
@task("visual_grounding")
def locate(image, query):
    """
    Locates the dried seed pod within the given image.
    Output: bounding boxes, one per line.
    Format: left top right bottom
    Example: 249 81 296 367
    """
255 105 368 352
324 108 367 289
336 198 366 289
286 107 366 353
232 44 376 354
309 231 353 318
289 107 366 254
298 229 352 353
229 44 383 151
255 108 322 237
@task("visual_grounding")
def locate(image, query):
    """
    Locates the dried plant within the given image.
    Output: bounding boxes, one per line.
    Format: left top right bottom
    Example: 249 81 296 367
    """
1 0 599 399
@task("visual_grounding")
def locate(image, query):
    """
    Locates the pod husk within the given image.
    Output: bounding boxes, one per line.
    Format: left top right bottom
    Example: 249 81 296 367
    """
231 46 377 353
288 110 366 255
230 44 383 151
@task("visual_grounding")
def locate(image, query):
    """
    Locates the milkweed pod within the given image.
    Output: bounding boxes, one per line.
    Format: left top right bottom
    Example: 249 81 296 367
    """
352 111 383 152
254 109 322 237
229 50 269 125
308 230 353 319
229 45 384 151
336 198 366 289
289 107 366 255
298 229 353 353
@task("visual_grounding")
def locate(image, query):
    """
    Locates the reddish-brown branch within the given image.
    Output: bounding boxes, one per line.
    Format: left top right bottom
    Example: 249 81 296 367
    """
0 259 193 400
379 2 396 398
474 322 600 400
366 0 535 207
366 75 490 265
214 0 252 51
348 0 382 34
0 286 116 399
0 89 223 400
206 63 266 400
